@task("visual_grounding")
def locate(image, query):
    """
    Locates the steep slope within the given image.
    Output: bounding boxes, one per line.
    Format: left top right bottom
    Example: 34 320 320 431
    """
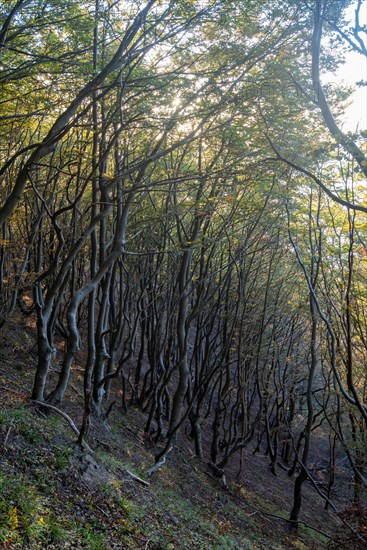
0 315 349 549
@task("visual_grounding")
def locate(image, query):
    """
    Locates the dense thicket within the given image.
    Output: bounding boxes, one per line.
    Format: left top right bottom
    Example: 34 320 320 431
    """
1 0 366 531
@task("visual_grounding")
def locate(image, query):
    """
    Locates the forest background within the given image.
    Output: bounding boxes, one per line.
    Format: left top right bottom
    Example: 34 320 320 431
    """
0 0 367 547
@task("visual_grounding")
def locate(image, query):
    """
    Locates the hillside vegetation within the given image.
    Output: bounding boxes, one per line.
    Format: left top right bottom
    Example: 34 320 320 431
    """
0 315 362 549
0 320 335 549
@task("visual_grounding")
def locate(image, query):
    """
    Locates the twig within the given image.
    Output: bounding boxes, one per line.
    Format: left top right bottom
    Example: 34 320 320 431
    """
3 421 14 445
256 509 332 540
0 382 29 395
69 383 84 398
31 400 94 454
95 504 109 518
95 438 111 451
125 469 150 487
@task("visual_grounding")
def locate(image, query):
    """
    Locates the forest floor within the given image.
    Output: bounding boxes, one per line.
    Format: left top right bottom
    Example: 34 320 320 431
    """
0 314 358 549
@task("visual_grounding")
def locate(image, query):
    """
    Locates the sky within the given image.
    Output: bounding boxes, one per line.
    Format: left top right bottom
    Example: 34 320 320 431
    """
330 2 367 132
336 48 367 132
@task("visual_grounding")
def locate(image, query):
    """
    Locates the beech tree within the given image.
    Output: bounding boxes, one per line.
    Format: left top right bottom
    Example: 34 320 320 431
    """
0 0 366 536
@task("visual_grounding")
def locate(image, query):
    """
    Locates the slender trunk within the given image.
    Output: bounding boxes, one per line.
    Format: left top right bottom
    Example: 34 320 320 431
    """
289 295 317 524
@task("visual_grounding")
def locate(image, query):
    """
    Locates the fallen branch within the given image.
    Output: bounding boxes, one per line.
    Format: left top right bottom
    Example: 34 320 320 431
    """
256 509 332 540
3 421 14 445
95 438 111 451
0 382 29 396
31 400 93 454
125 469 150 487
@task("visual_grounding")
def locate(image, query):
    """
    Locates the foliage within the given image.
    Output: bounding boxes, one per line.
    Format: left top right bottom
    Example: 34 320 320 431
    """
0 0 366 545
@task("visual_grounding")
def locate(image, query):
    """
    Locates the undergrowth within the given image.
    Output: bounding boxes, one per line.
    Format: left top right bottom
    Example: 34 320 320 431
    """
0 401 336 549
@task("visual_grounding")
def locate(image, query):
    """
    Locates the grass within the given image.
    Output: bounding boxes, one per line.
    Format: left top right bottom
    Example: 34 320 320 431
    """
0 472 47 546
0 391 337 549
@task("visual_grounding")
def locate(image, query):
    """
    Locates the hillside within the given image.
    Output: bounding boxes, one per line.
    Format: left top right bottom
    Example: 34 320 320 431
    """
0 315 356 550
